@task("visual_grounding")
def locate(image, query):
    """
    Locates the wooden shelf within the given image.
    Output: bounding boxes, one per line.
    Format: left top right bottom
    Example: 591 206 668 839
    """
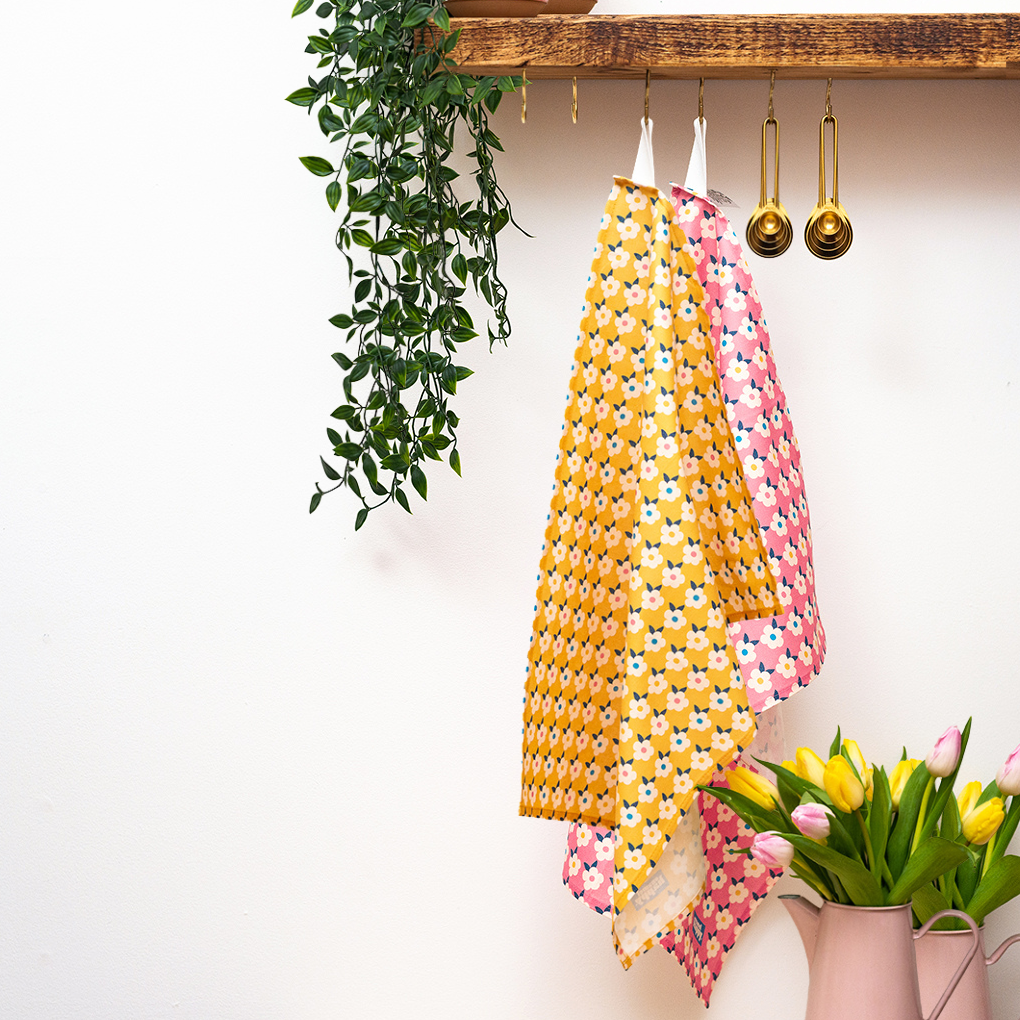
447 13 1020 80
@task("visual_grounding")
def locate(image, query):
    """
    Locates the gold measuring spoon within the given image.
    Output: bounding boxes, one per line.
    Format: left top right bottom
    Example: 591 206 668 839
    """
805 80 852 260
746 72 793 258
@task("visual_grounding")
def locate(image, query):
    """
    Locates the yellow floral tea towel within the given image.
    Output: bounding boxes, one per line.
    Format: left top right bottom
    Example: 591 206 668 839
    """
520 177 777 964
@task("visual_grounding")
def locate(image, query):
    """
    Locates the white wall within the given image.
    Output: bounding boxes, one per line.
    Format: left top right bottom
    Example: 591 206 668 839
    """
1 2 1019 1018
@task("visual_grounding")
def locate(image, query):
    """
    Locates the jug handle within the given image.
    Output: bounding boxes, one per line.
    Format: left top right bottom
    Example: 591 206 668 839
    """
914 910 980 1020
986 932 1020 967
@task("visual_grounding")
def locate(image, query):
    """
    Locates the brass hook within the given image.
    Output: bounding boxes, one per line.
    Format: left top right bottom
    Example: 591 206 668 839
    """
768 69 776 119
572 76 578 124
825 77 833 118
521 78 527 124
644 69 650 124
698 77 705 124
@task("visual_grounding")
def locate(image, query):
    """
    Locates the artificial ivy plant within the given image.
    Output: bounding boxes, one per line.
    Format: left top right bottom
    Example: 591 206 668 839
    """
288 0 522 529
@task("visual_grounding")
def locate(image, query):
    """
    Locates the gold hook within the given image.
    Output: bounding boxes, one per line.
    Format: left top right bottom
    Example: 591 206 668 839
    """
521 79 527 124
572 76 578 124
825 77 833 118
768 69 776 119
644 69 650 124
698 77 705 124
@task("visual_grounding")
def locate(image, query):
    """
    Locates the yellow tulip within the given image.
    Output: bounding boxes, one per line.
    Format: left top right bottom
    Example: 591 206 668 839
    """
843 739 874 797
781 759 798 776
824 754 865 813
795 747 827 788
889 758 921 810
957 780 983 820
729 766 780 810
962 797 1005 846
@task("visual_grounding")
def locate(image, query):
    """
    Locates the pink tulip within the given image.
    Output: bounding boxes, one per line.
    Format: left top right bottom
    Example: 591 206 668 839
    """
997 743 1020 797
925 726 962 778
792 803 833 840
750 831 795 869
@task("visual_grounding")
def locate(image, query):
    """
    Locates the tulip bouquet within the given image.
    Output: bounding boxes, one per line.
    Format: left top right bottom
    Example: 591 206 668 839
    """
910 742 1020 929
698 722 976 909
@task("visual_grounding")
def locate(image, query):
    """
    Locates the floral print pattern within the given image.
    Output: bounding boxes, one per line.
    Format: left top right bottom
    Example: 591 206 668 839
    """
520 178 777 967
561 185 826 999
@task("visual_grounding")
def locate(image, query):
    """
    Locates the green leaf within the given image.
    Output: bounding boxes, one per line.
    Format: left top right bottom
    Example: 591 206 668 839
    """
354 279 371 303
326 427 342 445
326 181 341 210
320 456 341 481
309 491 322 512
888 763 934 881
695 784 785 836
828 728 842 760
332 351 353 369
335 443 362 460
400 3 432 27
331 405 356 420
911 883 952 927
868 767 892 881
315 2 334 15
410 463 427 500
299 155 335 176
285 87 319 107
451 252 467 283
354 507 369 531
370 238 403 256
784 834 885 906
432 5 451 31
328 314 353 329
292 0 314 16
966 855 1020 925
350 229 374 248
449 448 461 476
394 487 412 514
886 836 969 906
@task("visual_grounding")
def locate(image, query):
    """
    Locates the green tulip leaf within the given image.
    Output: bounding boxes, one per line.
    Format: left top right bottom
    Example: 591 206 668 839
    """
784 833 884 906
911 882 951 927
887 836 969 906
888 762 934 881
990 798 1020 866
965 855 1020 926
868 767 892 879
696 784 784 836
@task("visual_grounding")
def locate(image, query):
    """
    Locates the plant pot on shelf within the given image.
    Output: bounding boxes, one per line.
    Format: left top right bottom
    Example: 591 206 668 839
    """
915 926 1020 1020
444 0 547 14
541 1 597 12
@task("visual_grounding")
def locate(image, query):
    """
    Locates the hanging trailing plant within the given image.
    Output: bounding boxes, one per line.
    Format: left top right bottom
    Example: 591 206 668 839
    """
288 0 522 529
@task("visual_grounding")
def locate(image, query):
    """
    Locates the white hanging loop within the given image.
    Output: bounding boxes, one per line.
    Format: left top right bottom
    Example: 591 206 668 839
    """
631 116 656 188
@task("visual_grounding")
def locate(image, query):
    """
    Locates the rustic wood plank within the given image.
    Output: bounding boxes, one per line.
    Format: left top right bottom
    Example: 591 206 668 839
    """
447 13 1020 79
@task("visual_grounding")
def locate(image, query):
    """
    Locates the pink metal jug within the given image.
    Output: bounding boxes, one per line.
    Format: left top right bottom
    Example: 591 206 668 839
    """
915 926 1020 1020
781 895 980 1020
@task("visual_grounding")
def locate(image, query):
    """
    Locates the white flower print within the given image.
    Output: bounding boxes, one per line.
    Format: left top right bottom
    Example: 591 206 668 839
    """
746 668 773 694
663 608 686 629
761 624 784 649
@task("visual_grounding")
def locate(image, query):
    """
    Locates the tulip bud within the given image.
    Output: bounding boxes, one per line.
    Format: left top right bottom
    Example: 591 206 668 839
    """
842 739 875 798
996 743 1020 797
729 766 780 810
926 726 962 778
750 831 795 869
781 759 798 776
961 797 1006 846
792 803 832 840
795 747 827 788
824 754 866 813
889 758 921 810
956 780 983 821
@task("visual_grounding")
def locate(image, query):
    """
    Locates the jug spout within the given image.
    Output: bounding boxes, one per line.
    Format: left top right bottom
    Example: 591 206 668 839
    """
780 894 821 965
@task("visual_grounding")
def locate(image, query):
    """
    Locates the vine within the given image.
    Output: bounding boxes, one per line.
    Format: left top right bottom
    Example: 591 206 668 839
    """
288 0 522 528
